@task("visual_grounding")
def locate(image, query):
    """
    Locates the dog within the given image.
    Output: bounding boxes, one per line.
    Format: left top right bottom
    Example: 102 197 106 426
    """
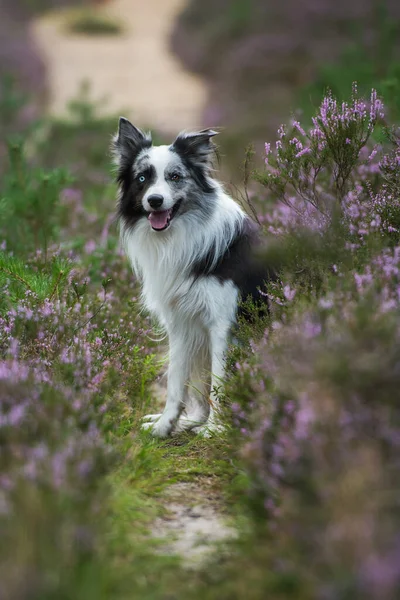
112 118 269 437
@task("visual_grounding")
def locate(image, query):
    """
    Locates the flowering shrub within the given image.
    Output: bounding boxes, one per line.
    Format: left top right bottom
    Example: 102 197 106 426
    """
248 87 400 312
1 80 399 599
172 0 400 173
229 88 400 598
0 133 157 598
256 87 389 237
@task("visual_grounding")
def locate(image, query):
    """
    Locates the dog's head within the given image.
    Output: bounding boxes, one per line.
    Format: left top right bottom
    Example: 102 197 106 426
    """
113 118 218 232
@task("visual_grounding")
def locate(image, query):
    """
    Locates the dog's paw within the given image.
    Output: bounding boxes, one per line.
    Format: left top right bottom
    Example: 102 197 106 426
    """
173 416 205 433
141 414 175 438
141 413 162 422
141 412 205 435
193 421 226 438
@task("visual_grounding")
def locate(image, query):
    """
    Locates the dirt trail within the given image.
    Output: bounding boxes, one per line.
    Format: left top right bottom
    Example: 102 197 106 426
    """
149 370 237 566
31 0 207 133
152 482 236 567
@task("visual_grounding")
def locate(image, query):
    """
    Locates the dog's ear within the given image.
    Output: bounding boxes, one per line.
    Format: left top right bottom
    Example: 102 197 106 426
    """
171 129 219 165
112 117 152 168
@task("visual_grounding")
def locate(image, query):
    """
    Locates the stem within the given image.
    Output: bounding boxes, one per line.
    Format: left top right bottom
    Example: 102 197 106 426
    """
49 270 64 301
0 267 33 291
243 146 261 225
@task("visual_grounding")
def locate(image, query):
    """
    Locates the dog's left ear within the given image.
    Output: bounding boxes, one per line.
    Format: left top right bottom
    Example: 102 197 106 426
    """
171 129 219 165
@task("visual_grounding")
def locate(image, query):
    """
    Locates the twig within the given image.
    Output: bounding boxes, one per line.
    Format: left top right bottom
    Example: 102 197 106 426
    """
49 270 64 301
73 287 108 335
0 267 33 291
73 301 106 335
243 146 261 226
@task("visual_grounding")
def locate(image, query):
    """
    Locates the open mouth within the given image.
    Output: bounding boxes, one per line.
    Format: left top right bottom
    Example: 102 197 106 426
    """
147 199 182 232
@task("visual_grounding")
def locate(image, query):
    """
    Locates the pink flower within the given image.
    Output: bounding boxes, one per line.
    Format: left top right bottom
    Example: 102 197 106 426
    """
84 240 97 255
292 120 306 136
295 147 311 158
264 142 272 165
283 285 296 302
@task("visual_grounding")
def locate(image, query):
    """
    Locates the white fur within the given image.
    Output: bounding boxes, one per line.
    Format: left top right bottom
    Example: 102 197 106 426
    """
137 146 183 212
121 165 246 437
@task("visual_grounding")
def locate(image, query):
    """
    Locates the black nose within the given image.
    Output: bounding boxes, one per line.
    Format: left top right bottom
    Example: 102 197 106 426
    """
148 194 164 209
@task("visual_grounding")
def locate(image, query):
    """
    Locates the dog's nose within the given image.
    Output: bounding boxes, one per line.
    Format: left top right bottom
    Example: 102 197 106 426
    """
148 194 164 209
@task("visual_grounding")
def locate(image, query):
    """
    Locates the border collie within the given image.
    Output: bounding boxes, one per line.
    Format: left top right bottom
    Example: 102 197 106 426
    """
113 118 268 437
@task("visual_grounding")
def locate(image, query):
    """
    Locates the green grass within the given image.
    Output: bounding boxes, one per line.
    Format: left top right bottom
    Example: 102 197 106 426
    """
0 84 322 598
99 399 243 599
66 10 124 37
0 88 248 599
5 75 399 598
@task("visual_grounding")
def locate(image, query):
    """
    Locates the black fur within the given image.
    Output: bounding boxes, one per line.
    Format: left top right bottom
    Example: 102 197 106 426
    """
171 130 218 195
114 118 153 228
191 218 273 311
114 118 152 182
118 164 157 229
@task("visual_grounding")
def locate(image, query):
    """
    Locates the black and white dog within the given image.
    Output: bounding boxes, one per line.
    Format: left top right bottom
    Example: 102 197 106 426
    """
113 118 268 437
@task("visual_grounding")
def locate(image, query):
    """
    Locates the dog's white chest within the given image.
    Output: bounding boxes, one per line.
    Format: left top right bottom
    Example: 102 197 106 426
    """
141 267 197 319
140 264 238 333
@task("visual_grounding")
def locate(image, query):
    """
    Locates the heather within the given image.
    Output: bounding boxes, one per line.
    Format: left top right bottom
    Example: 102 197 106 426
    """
221 87 400 598
1 80 400 599
0 100 161 598
172 0 400 169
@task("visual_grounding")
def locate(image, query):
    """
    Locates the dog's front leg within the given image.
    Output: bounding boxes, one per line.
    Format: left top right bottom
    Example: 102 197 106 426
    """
142 331 190 438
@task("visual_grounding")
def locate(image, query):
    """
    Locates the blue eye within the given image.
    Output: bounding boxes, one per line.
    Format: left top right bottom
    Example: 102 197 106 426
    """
138 175 146 183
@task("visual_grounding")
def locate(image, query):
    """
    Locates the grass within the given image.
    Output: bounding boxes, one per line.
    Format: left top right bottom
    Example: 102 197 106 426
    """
2 76 400 598
96 389 244 599
65 10 124 37
0 87 248 599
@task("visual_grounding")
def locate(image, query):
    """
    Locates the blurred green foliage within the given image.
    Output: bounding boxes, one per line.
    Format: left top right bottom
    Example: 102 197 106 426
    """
1 140 71 255
299 5 400 121
66 10 123 36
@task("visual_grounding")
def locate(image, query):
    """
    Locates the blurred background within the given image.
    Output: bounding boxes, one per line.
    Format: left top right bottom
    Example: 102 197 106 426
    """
1 3 400 599
2 0 400 171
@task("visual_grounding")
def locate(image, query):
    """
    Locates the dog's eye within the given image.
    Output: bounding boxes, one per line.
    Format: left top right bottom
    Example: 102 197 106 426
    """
138 175 146 183
170 173 181 182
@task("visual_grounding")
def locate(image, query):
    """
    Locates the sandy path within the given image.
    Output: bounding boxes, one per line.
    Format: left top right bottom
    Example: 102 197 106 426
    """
151 482 236 568
31 0 207 133
148 369 236 566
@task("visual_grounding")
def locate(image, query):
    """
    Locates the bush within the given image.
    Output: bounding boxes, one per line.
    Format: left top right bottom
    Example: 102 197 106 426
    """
227 86 400 599
0 126 157 598
0 140 71 256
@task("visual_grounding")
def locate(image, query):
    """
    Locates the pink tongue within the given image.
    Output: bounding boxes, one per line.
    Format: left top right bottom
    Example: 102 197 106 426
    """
148 210 170 230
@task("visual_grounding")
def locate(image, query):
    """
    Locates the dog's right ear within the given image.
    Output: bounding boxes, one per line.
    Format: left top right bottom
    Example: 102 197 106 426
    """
112 117 152 168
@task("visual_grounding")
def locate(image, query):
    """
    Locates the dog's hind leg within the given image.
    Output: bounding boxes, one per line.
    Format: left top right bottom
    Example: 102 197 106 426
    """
174 346 211 432
143 374 210 433
195 321 230 437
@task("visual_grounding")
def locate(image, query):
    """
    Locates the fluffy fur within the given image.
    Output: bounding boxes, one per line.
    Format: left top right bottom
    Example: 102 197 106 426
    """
112 118 269 437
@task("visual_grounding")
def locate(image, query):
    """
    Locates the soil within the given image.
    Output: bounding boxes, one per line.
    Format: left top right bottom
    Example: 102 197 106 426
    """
151 482 237 568
149 368 237 566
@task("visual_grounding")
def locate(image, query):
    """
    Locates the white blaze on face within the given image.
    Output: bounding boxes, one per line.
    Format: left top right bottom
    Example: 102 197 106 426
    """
142 146 176 212
139 145 186 231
